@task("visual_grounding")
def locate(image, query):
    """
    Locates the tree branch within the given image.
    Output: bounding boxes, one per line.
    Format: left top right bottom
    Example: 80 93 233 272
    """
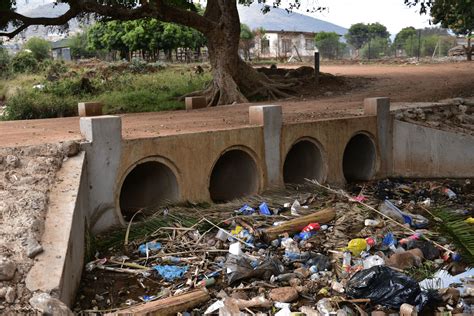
0 0 216 39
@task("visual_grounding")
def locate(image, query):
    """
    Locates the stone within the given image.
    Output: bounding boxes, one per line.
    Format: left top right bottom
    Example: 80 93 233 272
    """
61 141 80 157
269 286 299 303
0 257 16 281
78 102 103 117
30 292 74 315
5 155 19 168
185 97 207 110
26 237 43 259
5 287 15 303
0 287 6 298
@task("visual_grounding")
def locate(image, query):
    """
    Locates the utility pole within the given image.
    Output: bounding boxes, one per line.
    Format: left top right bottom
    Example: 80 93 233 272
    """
417 29 421 61
314 51 320 84
368 37 371 60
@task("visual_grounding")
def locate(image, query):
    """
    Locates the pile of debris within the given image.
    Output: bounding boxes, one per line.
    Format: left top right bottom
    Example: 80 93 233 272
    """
394 99 474 136
76 179 473 315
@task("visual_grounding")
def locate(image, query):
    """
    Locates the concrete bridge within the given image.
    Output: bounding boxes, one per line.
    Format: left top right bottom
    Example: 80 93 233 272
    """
22 97 474 306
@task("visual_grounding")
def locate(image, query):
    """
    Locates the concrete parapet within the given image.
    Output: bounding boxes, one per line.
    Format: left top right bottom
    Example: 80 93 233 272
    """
249 105 283 187
80 116 123 232
364 97 393 177
78 102 103 117
393 120 474 178
25 152 87 306
185 97 207 110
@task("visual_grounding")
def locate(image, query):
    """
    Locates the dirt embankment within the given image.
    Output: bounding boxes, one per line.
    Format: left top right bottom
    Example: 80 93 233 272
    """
0 142 78 314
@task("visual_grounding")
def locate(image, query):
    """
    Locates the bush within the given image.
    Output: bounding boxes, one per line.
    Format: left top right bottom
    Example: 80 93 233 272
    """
11 51 39 73
0 47 11 78
24 37 51 61
3 89 77 120
360 37 391 59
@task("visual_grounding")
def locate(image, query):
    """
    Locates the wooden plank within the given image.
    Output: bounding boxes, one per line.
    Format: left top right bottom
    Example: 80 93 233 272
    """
106 288 210 316
262 208 336 241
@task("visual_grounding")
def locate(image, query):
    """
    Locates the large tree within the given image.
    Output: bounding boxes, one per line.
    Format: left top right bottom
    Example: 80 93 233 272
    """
0 0 305 106
405 0 473 61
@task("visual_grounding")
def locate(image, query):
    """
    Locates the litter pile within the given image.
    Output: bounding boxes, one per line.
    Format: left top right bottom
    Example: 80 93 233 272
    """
76 179 473 315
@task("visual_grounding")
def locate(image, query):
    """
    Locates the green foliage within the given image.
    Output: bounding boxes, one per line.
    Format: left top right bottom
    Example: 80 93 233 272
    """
0 45 10 77
240 23 254 41
430 0 473 36
24 37 51 61
315 31 345 59
2 63 211 120
360 37 391 59
433 208 474 264
68 32 95 59
346 22 390 50
86 19 206 60
3 90 77 120
11 50 38 73
394 27 417 49
345 23 369 49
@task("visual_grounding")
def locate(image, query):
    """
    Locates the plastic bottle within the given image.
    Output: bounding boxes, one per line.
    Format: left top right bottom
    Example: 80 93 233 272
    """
364 219 381 227
443 188 457 199
342 251 351 273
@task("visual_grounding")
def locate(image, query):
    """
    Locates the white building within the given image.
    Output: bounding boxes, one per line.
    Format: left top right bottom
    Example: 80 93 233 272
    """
238 3 347 60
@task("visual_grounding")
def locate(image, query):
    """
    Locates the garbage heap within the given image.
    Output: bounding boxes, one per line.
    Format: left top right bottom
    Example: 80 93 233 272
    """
74 179 473 316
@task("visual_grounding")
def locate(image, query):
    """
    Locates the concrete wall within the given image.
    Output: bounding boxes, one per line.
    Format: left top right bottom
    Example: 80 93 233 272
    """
282 116 379 183
393 120 474 178
26 152 88 306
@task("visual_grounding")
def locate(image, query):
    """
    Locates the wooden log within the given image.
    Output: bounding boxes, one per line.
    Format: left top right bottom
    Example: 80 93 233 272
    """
106 288 210 316
262 208 336 242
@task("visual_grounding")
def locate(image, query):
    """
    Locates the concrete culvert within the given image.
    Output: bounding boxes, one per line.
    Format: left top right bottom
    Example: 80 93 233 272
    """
343 133 376 182
209 149 259 202
283 140 325 184
119 161 179 221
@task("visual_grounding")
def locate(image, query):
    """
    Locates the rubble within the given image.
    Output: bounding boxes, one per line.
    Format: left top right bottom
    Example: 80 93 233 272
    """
75 178 474 315
0 256 16 281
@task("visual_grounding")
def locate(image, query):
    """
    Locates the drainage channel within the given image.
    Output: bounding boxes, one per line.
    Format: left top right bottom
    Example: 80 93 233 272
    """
209 149 259 202
119 160 179 221
342 133 376 182
283 139 326 184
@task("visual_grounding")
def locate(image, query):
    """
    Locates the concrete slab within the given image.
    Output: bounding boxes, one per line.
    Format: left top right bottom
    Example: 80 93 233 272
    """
25 152 87 306
78 102 103 117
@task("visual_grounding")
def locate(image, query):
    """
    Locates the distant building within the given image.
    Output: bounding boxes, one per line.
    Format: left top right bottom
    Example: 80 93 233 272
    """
238 3 347 60
51 39 71 61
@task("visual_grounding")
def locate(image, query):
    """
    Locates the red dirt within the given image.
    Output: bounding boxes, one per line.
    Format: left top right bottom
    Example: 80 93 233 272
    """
0 62 473 148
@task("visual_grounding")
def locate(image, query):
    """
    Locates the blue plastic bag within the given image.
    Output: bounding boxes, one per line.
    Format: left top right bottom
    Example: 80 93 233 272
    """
153 265 189 281
138 241 162 256
238 204 255 215
259 202 271 215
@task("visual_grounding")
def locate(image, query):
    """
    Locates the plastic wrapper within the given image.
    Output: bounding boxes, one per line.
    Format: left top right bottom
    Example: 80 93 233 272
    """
346 266 430 310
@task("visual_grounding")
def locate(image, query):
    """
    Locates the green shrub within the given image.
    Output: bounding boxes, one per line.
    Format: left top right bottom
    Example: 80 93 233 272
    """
11 51 39 73
0 47 11 78
24 37 51 61
3 89 77 120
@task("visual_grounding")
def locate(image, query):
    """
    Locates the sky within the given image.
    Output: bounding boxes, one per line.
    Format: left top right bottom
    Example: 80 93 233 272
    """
17 0 435 37
284 0 434 36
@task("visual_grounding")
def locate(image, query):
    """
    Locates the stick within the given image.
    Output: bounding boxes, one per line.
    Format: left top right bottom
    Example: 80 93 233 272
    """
106 288 210 316
261 208 336 242
308 180 454 254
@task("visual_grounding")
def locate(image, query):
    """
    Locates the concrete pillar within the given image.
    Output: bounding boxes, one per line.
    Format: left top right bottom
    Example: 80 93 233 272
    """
78 102 103 117
80 116 122 232
364 97 393 177
249 105 283 187
185 97 207 110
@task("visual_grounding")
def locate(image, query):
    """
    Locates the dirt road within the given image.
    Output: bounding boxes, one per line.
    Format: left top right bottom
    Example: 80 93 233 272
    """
1 62 473 148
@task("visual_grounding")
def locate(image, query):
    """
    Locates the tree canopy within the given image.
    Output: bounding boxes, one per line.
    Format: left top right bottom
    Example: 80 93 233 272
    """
345 22 390 50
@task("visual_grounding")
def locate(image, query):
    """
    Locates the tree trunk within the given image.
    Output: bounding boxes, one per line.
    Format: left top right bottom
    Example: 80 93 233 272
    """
192 0 295 106
465 37 472 61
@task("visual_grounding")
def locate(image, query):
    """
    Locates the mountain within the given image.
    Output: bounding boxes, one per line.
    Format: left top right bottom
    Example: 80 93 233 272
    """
238 3 347 35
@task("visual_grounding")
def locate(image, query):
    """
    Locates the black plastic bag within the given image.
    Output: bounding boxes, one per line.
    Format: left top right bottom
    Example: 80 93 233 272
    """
225 255 284 285
346 266 429 310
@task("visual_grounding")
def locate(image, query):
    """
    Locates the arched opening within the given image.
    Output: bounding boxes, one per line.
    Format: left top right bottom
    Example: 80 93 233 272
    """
283 139 325 184
343 133 376 182
209 149 259 202
119 161 179 221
